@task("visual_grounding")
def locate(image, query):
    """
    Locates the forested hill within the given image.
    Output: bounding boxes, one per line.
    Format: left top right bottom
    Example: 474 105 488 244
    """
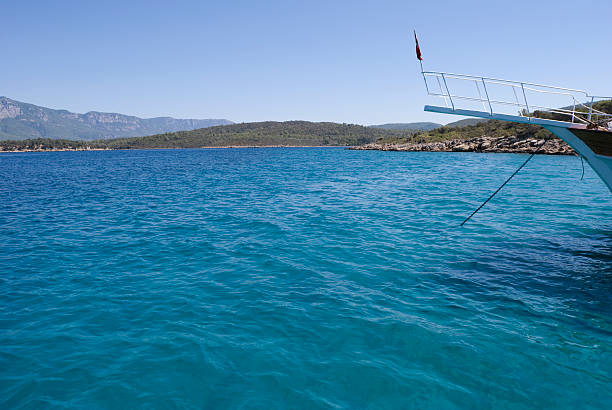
0 121 418 151
103 121 417 148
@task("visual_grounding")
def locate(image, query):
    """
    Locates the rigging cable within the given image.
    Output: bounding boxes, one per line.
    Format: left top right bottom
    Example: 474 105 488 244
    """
460 140 547 227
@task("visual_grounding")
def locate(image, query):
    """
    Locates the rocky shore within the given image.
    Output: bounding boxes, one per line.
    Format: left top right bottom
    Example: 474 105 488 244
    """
351 135 575 155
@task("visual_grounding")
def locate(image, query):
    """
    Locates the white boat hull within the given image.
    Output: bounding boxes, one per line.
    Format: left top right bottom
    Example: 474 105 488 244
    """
542 126 612 192
424 105 612 192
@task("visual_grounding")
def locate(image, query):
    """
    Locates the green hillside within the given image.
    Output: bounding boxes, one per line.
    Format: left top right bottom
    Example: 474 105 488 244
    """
0 121 417 151
100 121 418 149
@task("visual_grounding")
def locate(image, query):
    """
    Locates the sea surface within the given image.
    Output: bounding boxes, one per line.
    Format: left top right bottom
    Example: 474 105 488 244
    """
1 148 611 409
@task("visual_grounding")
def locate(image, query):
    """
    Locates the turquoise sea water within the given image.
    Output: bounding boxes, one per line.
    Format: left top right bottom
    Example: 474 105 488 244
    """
1 148 611 409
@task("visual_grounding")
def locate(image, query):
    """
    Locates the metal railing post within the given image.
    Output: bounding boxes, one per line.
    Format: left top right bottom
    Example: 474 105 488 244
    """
436 76 449 108
481 79 493 115
441 73 455 110
520 83 530 120
474 80 487 112
587 96 594 121
422 72 430 94
512 86 521 110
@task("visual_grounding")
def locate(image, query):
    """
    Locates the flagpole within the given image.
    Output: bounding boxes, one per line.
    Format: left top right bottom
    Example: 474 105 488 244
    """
414 30 429 94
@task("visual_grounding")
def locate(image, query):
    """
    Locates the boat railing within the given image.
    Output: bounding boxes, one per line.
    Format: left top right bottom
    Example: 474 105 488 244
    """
421 70 612 129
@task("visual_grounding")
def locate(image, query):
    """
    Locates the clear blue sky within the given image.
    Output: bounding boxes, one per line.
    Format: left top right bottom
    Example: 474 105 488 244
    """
3 0 611 125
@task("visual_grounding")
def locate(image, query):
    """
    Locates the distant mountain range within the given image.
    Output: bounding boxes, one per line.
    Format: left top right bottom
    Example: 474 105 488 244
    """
445 118 488 127
0 97 233 140
370 122 442 131
370 118 486 131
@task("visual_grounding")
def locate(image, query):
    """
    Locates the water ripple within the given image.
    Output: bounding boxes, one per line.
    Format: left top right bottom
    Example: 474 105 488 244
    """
1 148 611 409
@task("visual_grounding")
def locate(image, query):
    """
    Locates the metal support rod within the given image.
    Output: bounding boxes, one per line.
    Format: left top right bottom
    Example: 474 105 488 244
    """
436 76 449 108
474 80 486 112
521 83 530 119
419 61 430 95
587 96 594 121
441 73 455 110
512 86 521 115
422 72 430 94
481 79 493 115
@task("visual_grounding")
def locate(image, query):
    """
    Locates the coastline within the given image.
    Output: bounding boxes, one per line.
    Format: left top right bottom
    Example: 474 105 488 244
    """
350 135 575 155
0 148 112 153
0 137 575 155
0 145 345 153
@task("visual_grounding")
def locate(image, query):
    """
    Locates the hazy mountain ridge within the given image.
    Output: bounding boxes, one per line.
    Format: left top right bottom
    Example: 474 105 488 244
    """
445 118 488 127
369 118 487 131
0 97 233 140
370 122 441 131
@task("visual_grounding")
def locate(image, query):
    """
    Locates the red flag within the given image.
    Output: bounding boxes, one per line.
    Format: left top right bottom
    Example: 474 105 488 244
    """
414 30 422 61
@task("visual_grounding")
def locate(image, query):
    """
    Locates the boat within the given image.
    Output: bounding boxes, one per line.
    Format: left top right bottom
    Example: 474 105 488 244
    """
414 34 612 192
